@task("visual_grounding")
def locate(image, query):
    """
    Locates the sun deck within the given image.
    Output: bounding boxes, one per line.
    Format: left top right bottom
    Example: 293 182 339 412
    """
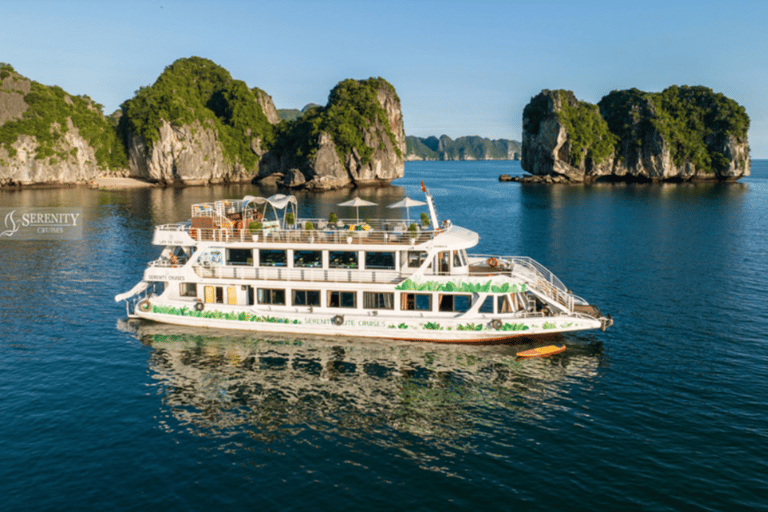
184 218 438 246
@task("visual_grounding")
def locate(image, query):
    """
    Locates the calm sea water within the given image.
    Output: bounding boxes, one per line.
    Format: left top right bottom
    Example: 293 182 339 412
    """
1 161 767 511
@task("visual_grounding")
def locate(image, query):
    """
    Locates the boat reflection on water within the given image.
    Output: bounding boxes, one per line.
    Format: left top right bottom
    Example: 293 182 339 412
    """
124 320 603 450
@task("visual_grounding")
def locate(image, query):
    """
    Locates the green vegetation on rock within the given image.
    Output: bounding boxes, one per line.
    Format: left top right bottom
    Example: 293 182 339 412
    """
271 77 400 168
0 62 14 80
553 90 617 167
598 86 749 173
119 57 274 169
0 63 127 169
324 77 401 163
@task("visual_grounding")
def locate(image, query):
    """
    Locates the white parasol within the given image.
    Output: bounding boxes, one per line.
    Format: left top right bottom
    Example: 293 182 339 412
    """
337 197 378 224
387 197 426 224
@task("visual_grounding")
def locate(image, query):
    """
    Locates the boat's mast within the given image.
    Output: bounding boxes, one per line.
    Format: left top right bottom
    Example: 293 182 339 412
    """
421 181 439 229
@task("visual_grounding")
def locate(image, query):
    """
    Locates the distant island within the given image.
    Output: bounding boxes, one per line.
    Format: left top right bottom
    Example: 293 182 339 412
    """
518 86 749 183
405 135 520 161
279 111 522 162
0 58 405 190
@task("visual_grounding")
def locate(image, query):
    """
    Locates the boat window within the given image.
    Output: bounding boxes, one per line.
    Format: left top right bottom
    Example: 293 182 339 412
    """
329 251 358 269
294 250 322 268
293 289 321 307
260 249 287 267
435 252 450 274
438 294 471 312
258 288 286 305
453 251 464 267
407 251 428 268
498 295 512 313
401 293 431 311
328 290 356 308
365 252 395 270
479 295 494 314
179 283 197 298
363 292 394 309
227 248 253 266
198 248 224 266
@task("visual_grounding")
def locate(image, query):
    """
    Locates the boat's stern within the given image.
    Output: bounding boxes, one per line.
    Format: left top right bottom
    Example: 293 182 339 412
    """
573 303 613 331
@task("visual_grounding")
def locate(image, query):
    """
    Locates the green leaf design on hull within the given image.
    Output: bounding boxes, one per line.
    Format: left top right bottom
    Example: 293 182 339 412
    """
151 305 301 324
395 279 526 294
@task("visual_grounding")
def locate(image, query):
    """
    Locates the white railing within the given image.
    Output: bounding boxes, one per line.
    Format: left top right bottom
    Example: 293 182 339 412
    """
148 257 188 268
469 253 574 311
186 219 438 246
192 265 407 284
155 222 191 232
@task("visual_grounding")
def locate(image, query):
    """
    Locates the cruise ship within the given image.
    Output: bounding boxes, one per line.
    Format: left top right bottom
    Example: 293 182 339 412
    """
115 183 612 343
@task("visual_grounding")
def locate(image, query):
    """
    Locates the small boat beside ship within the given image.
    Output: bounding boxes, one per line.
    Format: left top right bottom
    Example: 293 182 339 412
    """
115 182 612 343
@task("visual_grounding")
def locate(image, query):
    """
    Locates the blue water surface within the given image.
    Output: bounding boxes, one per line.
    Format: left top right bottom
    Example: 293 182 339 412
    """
1 161 767 511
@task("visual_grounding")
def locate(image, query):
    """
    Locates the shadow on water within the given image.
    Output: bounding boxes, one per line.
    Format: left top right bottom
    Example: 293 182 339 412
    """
123 320 604 456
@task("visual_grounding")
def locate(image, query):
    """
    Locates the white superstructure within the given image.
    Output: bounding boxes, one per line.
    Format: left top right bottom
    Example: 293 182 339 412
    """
116 184 612 343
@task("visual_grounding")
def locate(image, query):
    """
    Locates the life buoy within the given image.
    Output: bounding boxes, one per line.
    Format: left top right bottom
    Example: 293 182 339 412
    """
332 315 344 326
491 319 503 329
488 257 499 268
195 301 204 312
138 299 152 312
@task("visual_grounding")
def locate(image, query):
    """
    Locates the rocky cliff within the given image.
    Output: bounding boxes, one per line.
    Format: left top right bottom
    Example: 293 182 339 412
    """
0 64 127 186
257 77 405 190
0 59 405 189
521 87 750 182
119 57 278 185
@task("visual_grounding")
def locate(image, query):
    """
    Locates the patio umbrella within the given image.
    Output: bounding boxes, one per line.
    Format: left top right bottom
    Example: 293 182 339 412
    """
337 197 377 224
387 197 426 224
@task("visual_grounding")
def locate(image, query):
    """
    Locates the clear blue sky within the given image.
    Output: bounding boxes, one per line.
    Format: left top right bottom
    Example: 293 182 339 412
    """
3 0 768 156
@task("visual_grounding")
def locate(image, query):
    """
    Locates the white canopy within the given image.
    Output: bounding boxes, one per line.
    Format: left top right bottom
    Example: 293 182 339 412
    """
247 194 297 210
243 194 298 227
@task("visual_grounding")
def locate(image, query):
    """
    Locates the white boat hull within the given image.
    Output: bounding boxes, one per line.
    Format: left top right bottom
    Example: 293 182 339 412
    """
133 299 603 343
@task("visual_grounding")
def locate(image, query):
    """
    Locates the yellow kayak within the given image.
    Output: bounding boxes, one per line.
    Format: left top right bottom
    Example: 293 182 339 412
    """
516 345 566 358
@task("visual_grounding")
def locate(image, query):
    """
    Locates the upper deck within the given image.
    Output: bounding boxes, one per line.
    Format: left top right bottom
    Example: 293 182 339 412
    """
155 194 478 250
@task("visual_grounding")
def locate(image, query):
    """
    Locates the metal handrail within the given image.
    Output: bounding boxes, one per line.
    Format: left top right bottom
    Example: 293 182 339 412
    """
192 265 407 284
469 253 574 311
185 224 437 246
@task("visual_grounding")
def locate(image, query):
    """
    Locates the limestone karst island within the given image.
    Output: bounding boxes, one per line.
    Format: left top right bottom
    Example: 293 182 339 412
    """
0 57 752 188
0 57 405 190
512 87 750 183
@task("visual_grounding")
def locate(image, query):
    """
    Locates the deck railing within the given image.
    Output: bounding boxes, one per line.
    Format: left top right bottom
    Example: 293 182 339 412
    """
171 217 440 246
469 254 576 312
192 265 407 284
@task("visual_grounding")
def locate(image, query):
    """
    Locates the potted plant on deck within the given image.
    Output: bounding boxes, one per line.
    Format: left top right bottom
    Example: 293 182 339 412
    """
408 223 419 245
304 221 315 243
248 221 262 242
